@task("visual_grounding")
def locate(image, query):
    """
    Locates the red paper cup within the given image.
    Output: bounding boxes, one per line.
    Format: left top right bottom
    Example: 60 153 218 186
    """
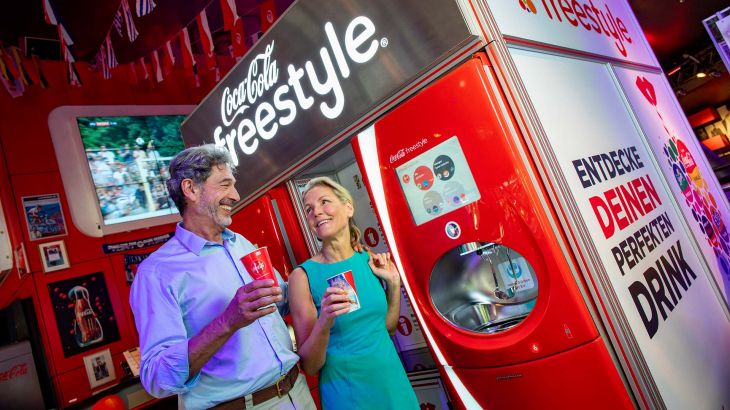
241 247 278 286
327 270 360 313
343 270 356 293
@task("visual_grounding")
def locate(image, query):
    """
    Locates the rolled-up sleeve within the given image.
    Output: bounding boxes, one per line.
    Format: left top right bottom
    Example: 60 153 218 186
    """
130 262 200 398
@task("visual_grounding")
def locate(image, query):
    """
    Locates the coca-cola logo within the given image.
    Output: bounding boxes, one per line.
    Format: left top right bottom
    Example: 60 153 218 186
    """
518 0 537 13
0 363 28 382
390 149 405 164
79 308 95 318
389 137 429 164
516 0 633 57
213 15 387 165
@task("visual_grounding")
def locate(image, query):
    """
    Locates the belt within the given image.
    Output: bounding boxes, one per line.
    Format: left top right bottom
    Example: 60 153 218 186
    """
212 365 300 410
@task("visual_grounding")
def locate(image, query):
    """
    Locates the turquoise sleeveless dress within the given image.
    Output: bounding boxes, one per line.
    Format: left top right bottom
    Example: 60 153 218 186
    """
300 251 419 410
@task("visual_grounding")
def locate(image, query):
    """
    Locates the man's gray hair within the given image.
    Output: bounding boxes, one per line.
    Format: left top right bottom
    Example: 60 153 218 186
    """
167 144 236 214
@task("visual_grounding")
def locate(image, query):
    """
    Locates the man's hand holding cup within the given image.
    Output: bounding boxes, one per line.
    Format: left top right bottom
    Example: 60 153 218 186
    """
223 279 282 331
223 247 282 332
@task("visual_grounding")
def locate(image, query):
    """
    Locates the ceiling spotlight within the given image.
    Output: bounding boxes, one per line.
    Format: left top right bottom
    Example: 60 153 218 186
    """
675 88 687 97
696 71 707 78
709 69 723 78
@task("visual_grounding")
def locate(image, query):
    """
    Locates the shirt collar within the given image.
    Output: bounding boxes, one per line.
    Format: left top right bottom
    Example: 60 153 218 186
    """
175 223 237 255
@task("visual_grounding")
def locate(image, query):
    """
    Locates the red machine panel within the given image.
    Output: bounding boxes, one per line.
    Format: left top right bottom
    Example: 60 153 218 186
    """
455 339 632 409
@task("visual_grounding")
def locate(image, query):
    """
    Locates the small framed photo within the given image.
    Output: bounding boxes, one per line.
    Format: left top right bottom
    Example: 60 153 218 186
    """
39 240 69 273
83 348 116 389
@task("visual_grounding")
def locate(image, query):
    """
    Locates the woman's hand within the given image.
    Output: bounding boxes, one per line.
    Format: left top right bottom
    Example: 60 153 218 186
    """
317 287 352 329
352 242 369 253
369 252 402 334
368 252 400 287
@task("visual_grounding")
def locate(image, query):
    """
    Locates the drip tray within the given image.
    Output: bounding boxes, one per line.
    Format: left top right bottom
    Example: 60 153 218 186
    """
448 301 532 333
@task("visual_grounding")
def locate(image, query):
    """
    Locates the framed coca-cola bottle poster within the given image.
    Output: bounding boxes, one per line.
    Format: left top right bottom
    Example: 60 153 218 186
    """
47 272 121 357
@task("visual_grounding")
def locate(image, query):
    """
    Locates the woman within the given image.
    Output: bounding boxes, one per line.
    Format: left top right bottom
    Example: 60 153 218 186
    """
289 177 419 409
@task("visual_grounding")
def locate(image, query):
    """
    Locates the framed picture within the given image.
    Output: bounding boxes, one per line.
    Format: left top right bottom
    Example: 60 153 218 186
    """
39 240 69 272
123 252 152 284
21 194 68 241
47 271 121 357
83 348 116 389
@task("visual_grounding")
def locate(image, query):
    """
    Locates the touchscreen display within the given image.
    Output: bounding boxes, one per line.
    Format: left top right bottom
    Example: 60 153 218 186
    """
395 136 480 225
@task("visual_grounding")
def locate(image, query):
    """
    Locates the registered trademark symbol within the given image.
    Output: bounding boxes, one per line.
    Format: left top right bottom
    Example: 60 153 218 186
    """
380 37 388 47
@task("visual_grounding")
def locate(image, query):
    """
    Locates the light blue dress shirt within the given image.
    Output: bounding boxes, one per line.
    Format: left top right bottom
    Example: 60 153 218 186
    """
129 223 299 410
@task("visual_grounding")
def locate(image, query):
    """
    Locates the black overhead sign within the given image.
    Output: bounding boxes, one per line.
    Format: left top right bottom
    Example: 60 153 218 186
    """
181 0 477 202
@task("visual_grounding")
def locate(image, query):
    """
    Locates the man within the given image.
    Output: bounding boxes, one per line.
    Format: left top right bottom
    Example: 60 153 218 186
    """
130 145 316 410
94 356 109 380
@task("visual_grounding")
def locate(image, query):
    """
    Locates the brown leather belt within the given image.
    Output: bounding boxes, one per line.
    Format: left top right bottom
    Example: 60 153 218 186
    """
212 365 300 409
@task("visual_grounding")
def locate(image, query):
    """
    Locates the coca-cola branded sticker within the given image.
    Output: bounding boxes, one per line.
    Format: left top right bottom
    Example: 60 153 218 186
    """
47 272 120 357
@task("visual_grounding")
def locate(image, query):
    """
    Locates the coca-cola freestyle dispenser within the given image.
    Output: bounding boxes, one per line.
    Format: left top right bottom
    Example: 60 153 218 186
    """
353 56 633 409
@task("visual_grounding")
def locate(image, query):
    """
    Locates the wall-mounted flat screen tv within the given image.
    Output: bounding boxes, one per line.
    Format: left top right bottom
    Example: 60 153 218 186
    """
48 105 194 237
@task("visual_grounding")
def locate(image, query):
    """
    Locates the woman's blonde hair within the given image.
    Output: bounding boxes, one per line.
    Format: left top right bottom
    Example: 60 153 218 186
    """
302 176 362 249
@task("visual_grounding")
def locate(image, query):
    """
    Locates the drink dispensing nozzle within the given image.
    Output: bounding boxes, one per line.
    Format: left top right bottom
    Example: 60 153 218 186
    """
458 241 493 256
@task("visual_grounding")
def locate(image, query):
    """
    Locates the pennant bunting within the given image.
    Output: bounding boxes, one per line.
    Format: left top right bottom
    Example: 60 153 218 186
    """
221 0 237 31
0 50 11 82
59 25 74 46
231 18 247 60
179 28 194 69
96 52 109 80
136 0 157 17
127 61 138 85
179 28 200 87
113 10 124 37
68 61 82 87
32 55 50 88
10 48 33 87
220 0 247 60
57 25 75 64
0 76 23 97
0 75 23 97
0 48 20 83
139 57 150 80
196 9 217 70
0 48 23 97
151 50 163 82
43 0 58 25
121 0 139 42
25 56 41 86
259 0 278 33
96 35 118 80
105 35 118 69
165 41 176 66
162 41 175 74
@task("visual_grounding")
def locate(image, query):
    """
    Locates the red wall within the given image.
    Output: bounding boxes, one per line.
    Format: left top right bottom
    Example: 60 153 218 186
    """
0 57 227 407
